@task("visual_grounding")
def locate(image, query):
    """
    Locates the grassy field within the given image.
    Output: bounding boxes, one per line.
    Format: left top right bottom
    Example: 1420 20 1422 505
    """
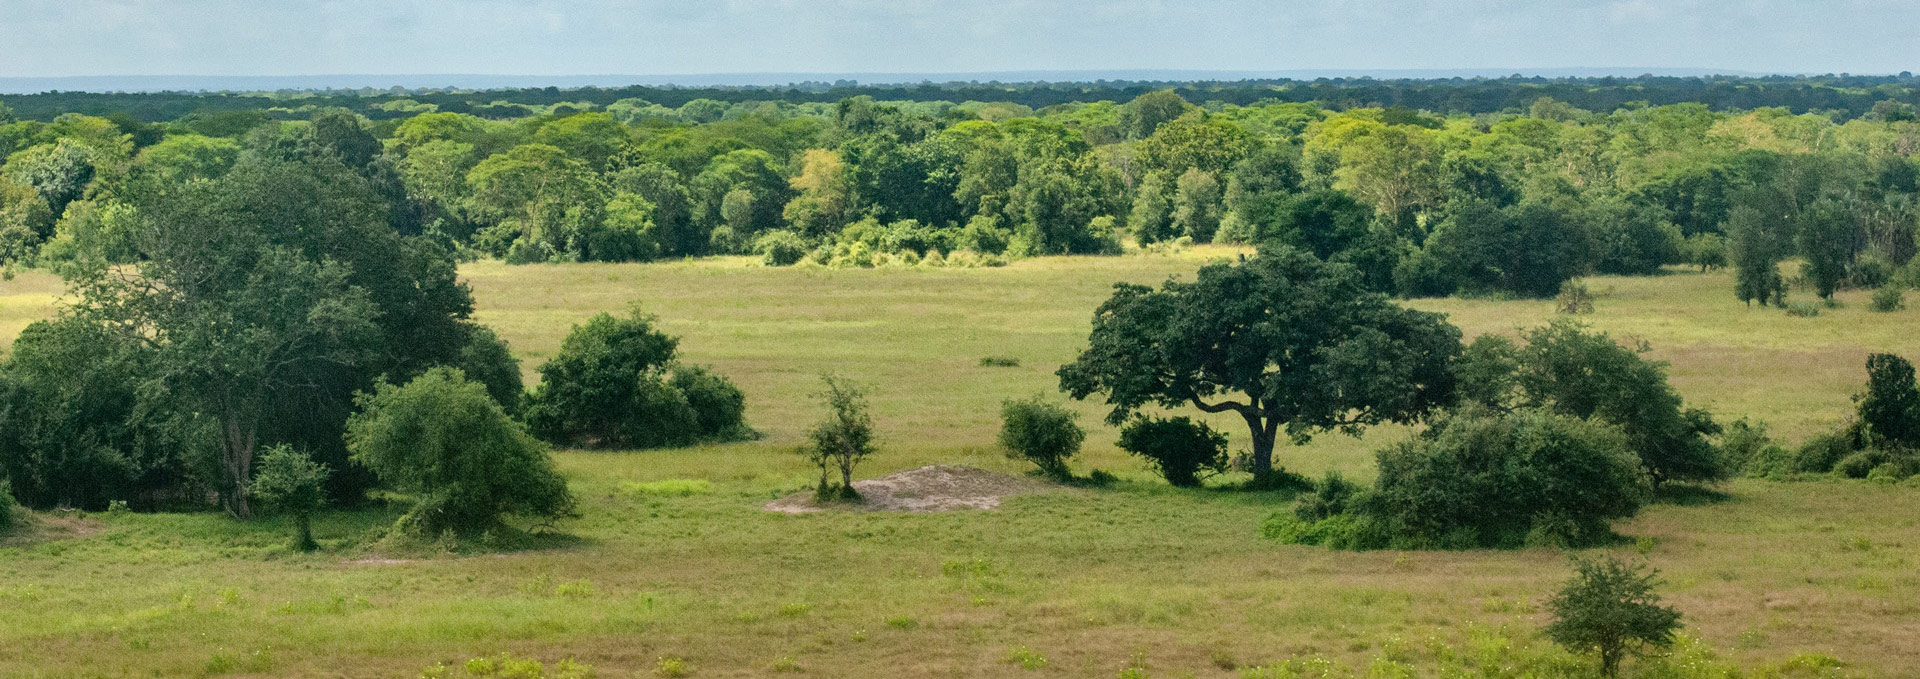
1 250 1917 678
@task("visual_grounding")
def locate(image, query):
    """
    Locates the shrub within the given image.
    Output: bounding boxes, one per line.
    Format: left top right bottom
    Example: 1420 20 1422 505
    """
1835 451 1881 479
1851 254 1894 289
1794 431 1855 474
1544 555 1683 678
1717 418 1791 478
753 230 808 266
346 367 575 536
670 365 752 441
1870 287 1905 312
801 375 875 502
1292 471 1363 522
1116 416 1229 487
956 215 1011 255
978 356 1020 367
1282 409 1649 550
248 445 331 551
1554 281 1595 314
526 306 750 448
1784 301 1821 317
998 396 1085 479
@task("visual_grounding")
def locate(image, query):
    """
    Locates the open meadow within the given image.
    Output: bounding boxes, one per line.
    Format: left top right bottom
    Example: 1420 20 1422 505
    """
2 250 1917 678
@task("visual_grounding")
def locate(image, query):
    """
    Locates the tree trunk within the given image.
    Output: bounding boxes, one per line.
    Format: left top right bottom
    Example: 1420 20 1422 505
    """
294 513 316 552
1244 412 1279 483
222 416 258 518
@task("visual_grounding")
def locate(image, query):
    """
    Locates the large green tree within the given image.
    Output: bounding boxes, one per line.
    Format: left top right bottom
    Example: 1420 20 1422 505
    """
1058 248 1461 483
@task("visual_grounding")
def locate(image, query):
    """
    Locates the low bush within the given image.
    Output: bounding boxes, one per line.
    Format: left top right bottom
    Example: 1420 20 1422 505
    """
1835 450 1881 479
1870 287 1905 312
1794 431 1855 474
753 229 808 266
1784 301 1821 317
526 306 752 449
248 445 331 551
978 356 1021 367
1272 409 1649 550
347 367 575 536
998 396 1084 479
1717 418 1793 478
1116 416 1228 487
1544 555 1682 678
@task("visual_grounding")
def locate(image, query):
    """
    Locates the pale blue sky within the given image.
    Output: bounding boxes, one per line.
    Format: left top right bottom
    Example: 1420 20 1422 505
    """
1 0 1914 77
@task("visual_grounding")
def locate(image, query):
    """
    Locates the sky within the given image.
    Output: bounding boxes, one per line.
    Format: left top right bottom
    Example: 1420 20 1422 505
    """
0 0 1915 78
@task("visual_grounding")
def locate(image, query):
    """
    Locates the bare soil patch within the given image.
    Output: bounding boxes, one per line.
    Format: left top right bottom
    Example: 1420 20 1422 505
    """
0 512 105 547
765 465 1050 514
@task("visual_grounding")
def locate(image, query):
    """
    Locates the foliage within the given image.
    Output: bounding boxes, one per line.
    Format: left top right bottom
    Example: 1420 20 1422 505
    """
0 480 15 536
1544 555 1683 678
1059 247 1460 483
1856 353 1920 448
526 306 749 449
248 445 330 551
1509 320 1727 485
1296 409 1647 550
1115 416 1229 487
0 317 210 511
346 367 575 536
997 396 1085 479
752 229 808 266
1869 287 1904 312
1716 418 1792 478
802 374 876 501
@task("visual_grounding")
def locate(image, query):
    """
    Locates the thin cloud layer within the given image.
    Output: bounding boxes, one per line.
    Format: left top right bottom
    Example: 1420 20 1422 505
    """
0 0 1913 76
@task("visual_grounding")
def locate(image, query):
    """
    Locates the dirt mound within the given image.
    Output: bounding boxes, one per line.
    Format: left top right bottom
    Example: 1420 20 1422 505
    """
766 465 1049 514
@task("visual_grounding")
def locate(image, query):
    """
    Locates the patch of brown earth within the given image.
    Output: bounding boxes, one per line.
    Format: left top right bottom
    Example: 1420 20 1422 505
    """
765 465 1049 514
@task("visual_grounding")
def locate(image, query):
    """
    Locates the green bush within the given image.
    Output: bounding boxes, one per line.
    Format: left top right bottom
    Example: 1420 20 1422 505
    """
248 445 331 551
997 396 1084 479
1794 431 1855 474
1857 353 1920 447
1835 451 1881 479
753 230 808 266
1544 555 1682 678
1869 287 1905 312
1292 472 1363 522
526 306 751 449
347 367 575 536
1784 301 1821 317
1717 418 1791 478
1116 416 1228 487
670 365 752 442
1279 409 1649 550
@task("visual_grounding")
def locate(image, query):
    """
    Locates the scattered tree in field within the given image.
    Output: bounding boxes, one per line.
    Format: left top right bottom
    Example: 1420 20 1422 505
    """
1797 198 1853 299
802 375 876 502
249 445 331 551
998 396 1085 480
1059 248 1461 485
1117 416 1229 487
526 306 750 449
1544 556 1683 678
1725 206 1785 307
346 367 575 536
1857 353 1920 448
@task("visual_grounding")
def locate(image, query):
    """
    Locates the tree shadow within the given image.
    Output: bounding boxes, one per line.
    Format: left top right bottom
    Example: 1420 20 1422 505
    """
1653 483 1731 506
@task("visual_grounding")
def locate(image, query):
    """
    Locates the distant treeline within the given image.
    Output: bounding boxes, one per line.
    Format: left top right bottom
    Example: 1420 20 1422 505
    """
5 73 1920 123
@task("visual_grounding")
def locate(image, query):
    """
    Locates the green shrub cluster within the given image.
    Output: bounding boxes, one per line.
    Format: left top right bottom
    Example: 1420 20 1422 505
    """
1267 409 1649 550
526 306 752 449
997 396 1084 480
0 480 16 537
1749 353 1920 483
1116 416 1229 488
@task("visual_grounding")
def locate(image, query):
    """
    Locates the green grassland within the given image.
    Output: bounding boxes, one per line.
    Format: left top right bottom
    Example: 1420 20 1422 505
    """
2 249 1917 677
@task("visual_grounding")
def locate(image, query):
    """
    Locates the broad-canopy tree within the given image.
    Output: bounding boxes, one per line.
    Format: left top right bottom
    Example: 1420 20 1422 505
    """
1058 247 1461 483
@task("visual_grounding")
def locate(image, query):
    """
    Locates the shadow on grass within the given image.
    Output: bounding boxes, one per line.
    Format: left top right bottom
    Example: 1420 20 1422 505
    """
1654 483 1732 506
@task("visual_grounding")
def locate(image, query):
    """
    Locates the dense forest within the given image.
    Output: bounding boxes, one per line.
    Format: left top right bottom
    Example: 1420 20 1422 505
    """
4 76 1918 303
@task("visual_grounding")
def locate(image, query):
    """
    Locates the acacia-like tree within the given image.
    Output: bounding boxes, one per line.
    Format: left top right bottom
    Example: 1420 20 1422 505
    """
1058 248 1461 484
803 374 876 501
